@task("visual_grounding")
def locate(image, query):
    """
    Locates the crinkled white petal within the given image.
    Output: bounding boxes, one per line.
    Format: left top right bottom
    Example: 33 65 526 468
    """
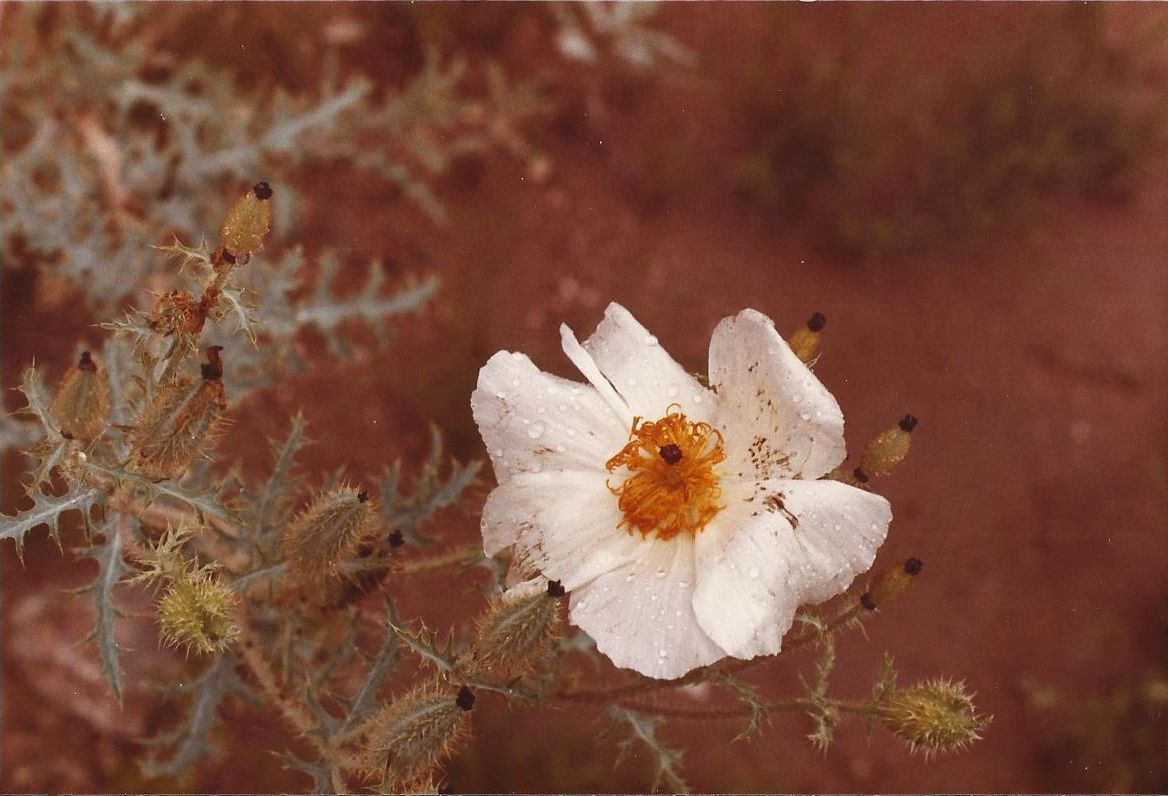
569 532 723 679
575 303 716 424
472 351 628 483
480 470 642 590
708 308 845 481
767 478 891 605
691 478 890 659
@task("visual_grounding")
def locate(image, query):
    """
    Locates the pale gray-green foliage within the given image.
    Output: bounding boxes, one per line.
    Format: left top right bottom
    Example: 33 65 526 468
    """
379 425 481 546
610 705 691 794
75 517 132 702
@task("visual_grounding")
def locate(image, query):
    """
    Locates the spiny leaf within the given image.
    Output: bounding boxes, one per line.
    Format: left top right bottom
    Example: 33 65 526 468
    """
609 706 690 794
141 649 248 778
0 484 102 560
341 603 403 735
387 606 458 673
380 425 480 546
16 365 61 441
250 413 310 547
76 517 131 701
704 670 771 741
154 236 212 273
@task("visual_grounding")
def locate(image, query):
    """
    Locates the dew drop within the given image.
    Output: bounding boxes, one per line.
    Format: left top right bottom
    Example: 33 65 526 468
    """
627 377 638 387
527 423 546 439
678 581 689 588
655 568 667 578
511 378 521 388
556 444 566 453
798 410 811 421
557 403 568 412
666 383 679 397
625 573 636 583
576 600 588 611
658 649 669 659
749 567 760 579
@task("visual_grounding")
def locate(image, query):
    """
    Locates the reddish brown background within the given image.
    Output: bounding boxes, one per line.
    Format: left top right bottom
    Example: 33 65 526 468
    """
3 4 1166 792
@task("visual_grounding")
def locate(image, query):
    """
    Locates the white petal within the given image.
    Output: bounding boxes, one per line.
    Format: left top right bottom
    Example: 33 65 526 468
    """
691 478 890 659
690 494 795 659
472 351 628 483
577 303 715 423
569 533 724 679
708 309 845 481
559 323 632 427
768 478 891 605
480 470 642 589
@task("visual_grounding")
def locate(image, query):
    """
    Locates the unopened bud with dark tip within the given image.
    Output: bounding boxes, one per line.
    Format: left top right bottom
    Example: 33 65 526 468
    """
788 312 826 364
51 350 112 440
462 579 562 683
282 486 375 592
455 686 476 711
860 415 916 478
860 592 877 611
129 355 227 480
867 557 923 606
221 182 273 257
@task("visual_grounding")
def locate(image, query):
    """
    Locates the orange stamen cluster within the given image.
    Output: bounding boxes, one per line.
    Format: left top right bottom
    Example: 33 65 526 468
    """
605 407 727 541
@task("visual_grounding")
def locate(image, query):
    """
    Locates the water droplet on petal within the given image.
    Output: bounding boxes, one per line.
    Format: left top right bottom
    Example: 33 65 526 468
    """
527 423 546 439
655 568 667 578
666 383 679 397
749 567 760 579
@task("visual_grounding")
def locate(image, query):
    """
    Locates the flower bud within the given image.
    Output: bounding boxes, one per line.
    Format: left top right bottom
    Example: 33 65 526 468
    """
157 569 240 656
50 351 111 440
128 347 227 480
282 486 375 590
865 557 923 608
878 678 989 756
460 578 562 683
860 414 917 478
341 681 469 789
788 312 826 364
220 182 273 258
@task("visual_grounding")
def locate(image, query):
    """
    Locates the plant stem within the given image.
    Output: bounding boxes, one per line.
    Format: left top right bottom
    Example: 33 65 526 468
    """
395 544 482 575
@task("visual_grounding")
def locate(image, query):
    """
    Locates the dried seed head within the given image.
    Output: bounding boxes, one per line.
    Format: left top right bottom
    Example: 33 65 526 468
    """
132 522 202 586
157 569 240 656
461 579 562 683
282 486 375 590
128 349 227 480
788 312 826 364
50 351 112 440
878 678 990 756
220 182 273 257
860 415 917 477
341 681 470 789
151 289 205 338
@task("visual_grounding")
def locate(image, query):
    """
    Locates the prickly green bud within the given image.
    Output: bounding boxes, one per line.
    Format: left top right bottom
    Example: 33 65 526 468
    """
128 347 226 479
461 578 563 683
282 486 375 589
862 557 923 610
220 182 273 258
50 351 111 440
788 312 826 364
341 681 470 790
878 678 989 756
157 569 240 656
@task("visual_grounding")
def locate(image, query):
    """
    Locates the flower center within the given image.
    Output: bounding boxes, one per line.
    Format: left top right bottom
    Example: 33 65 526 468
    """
605 407 726 541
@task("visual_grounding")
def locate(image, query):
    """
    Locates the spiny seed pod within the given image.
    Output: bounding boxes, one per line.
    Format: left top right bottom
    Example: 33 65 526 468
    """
50 351 112 440
128 347 227 480
878 678 989 756
220 181 273 258
865 557 923 608
860 414 918 478
282 486 375 589
461 578 563 683
788 312 826 364
157 569 240 656
151 289 204 338
341 681 470 789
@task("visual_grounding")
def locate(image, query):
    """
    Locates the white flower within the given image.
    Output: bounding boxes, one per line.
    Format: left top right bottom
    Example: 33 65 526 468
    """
471 303 891 679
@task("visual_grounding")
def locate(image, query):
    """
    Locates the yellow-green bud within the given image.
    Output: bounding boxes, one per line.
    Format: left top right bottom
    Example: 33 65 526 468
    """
157 570 240 656
220 182 273 258
878 678 990 756
788 312 826 364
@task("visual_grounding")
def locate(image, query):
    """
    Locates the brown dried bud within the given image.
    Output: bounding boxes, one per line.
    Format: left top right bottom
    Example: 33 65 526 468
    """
50 351 111 440
220 182 273 257
282 486 375 590
127 351 227 480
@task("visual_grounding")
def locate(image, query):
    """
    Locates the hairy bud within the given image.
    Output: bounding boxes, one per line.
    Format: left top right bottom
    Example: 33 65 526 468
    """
220 182 273 257
878 678 990 756
460 578 563 683
788 312 826 364
340 681 470 790
50 351 111 440
282 486 375 590
865 557 923 608
128 348 227 479
157 569 240 656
